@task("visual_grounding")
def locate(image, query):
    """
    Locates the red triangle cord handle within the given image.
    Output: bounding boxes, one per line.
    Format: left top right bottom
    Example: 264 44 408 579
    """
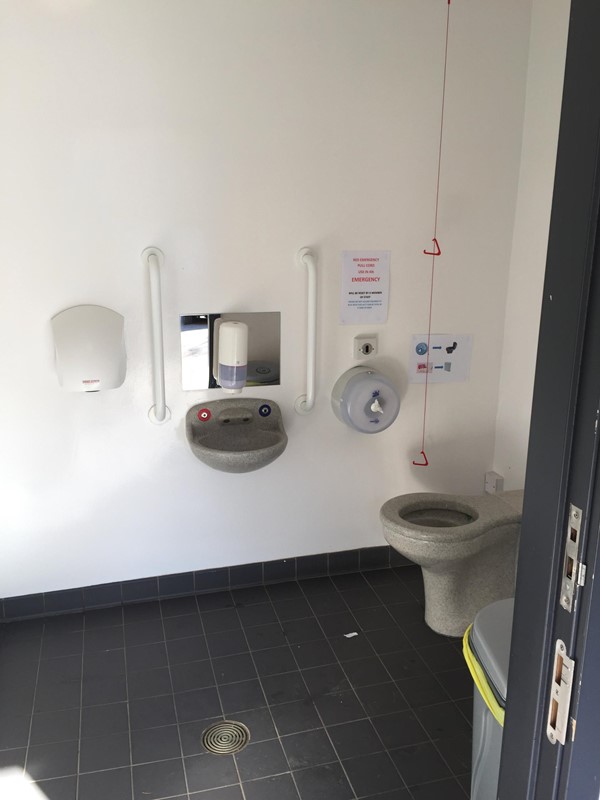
423 238 441 257
412 450 429 467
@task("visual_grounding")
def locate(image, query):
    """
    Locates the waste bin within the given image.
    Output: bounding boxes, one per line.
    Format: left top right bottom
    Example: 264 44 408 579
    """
463 597 514 800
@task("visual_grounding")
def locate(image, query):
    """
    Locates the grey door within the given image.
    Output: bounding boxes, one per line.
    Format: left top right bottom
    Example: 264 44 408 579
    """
497 0 600 797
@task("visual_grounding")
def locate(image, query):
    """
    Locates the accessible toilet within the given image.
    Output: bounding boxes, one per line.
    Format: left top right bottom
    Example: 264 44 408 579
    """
380 490 523 636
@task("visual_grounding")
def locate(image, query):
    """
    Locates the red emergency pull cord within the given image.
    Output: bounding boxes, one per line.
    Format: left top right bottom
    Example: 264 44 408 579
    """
412 450 429 467
423 238 441 257
413 1 451 468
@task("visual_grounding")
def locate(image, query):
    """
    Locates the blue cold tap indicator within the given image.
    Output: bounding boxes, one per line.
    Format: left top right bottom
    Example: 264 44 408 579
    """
258 404 272 417
416 342 428 356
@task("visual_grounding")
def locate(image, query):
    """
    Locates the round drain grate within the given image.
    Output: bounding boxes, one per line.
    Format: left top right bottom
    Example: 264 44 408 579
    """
202 721 251 754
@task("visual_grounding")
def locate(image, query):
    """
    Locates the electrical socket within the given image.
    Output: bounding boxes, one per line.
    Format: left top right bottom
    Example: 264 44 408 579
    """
353 334 378 359
484 471 505 494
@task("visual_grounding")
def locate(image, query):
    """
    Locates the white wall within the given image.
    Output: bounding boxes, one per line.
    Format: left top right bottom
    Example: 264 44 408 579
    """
0 0 531 597
493 0 571 489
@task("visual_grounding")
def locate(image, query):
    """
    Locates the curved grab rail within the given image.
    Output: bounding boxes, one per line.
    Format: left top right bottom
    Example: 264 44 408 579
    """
142 246 171 424
295 247 318 414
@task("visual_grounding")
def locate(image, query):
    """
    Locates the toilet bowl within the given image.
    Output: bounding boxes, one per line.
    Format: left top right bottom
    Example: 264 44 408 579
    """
380 490 523 637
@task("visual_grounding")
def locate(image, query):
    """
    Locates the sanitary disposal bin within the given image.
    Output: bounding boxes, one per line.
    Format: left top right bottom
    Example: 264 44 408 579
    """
463 597 514 800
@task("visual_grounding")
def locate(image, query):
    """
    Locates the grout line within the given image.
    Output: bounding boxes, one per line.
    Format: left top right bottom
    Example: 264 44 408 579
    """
158 599 192 799
22 626 43 781
74 612 87 800
290 581 368 800
247 599 307 800
113 604 135 800
194 594 249 800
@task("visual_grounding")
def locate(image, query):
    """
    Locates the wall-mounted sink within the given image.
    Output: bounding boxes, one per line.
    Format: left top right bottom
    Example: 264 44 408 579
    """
185 399 287 473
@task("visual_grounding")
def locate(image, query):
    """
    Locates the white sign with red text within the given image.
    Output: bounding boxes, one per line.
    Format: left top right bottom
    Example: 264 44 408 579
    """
340 250 390 324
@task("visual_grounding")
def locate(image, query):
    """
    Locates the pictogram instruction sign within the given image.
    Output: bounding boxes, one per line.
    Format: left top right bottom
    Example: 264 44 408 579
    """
340 250 390 325
409 334 473 383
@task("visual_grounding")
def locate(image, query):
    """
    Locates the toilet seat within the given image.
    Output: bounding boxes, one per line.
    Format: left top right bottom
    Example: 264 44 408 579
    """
381 492 520 545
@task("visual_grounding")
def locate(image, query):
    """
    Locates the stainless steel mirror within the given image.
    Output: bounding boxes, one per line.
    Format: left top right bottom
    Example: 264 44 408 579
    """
180 312 280 391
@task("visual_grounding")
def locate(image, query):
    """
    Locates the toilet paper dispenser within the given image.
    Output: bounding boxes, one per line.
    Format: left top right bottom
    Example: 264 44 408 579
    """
331 366 400 433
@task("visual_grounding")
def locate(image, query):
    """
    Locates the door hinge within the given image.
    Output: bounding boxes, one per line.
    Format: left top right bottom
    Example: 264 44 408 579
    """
560 504 583 612
547 639 575 746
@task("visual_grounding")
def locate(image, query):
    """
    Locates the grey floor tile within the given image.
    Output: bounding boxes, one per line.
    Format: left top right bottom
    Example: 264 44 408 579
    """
342 751 404 797
372 709 429 749
409 777 468 799
0 713 33 749
79 732 131 773
130 694 177 730
313 690 366 726
202 608 242 633
163 614 204 641
219 679 266 714
327 719 383 759
355 682 409 717
184 751 238 792
0 747 26 769
281 728 337 770
81 703 129 738
25 739 79 780
127 666 172 700
78 767 133 800
166 635 208 665
432 733 472 775
243 772 300 800
126 642 169 672
190 787 243 800
174 686 222 723
415 702 472 741
213 652 257 685
261 672 310 705
301 664 349 696
290 640 337 669
235 738 289 781
132 758 187 799
253 645 297 677
131 724 182 764
170 659 215 693
270 700 323 736
293 761 354 800
233 707 277 742
389 741 452 786
34 775 78 800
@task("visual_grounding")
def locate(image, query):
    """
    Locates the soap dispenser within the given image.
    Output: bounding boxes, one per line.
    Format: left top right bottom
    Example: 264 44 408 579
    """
51 304 126 392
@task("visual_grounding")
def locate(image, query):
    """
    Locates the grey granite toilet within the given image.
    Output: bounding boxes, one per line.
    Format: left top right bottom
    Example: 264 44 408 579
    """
380 490 523 636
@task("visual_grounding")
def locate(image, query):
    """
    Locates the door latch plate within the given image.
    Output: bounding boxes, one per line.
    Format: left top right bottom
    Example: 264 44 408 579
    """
560 504 582 612
547 639 575 745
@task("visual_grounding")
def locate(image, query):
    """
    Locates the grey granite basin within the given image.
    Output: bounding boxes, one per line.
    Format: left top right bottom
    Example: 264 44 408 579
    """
185 399 287 473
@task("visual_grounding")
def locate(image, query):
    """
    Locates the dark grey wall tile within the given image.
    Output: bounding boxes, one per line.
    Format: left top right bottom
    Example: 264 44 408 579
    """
83 583 122 608
296 554 328 579
159 572 194 597
4 594 44 619
44 590 84 614
122 578 159 602
359 546 390 571
230 563 262 588
328 550 359 575
263 558 296 583
195 568 229 593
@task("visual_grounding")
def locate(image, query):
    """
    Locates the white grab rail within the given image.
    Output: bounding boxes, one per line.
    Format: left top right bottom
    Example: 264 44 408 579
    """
142 246 171 424
295 247 318 414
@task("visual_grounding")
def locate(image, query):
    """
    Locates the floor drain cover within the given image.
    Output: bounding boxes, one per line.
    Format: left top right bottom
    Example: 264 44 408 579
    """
202 721 251 754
